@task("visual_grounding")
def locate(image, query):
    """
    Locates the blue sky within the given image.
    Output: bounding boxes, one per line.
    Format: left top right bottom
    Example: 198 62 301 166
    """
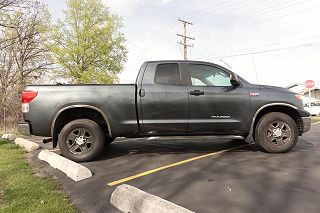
42 0 320 87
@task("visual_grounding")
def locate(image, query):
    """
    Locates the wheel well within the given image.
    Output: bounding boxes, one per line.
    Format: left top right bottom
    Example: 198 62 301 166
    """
52 107 110 147
253 105 303 136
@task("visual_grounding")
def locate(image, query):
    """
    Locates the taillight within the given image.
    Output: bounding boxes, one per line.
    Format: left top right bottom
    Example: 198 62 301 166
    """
21 90 38 113
21 90 38 103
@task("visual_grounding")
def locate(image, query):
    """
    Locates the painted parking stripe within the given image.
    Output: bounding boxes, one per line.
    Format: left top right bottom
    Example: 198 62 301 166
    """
107 143 250 186
49 148 60 152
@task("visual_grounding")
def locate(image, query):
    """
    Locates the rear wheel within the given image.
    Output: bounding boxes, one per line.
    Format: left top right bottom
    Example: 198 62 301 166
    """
254 112 298 153
58 119 104 162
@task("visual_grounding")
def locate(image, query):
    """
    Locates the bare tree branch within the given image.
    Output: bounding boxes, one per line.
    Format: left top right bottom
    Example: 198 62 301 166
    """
0 0 53 129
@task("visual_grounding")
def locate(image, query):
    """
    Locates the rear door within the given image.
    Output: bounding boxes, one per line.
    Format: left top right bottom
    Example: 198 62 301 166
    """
139 62 188 135
186 62 250 135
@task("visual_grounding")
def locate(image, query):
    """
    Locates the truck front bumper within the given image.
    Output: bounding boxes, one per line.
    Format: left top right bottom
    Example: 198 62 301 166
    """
17 122 31 136
302 116 311 133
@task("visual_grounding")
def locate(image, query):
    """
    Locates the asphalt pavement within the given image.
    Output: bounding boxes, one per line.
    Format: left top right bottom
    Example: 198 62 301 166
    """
27 123 320 213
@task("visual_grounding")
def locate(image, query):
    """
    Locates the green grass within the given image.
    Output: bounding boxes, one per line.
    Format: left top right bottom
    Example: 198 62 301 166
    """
0 140 76 213
311 116 320 123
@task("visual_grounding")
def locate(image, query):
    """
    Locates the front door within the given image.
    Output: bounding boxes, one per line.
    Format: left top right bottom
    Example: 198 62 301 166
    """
140 62 188 135
186 63 250 135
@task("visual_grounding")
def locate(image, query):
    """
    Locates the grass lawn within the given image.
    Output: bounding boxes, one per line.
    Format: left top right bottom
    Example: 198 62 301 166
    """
311 116 320 123
0 140 76 213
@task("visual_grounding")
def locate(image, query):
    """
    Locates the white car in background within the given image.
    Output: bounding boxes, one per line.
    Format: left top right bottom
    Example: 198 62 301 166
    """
304 102 320 116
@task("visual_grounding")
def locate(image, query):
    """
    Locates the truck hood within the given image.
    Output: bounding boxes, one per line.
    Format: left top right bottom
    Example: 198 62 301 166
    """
259 84 291 93
249 83 305 110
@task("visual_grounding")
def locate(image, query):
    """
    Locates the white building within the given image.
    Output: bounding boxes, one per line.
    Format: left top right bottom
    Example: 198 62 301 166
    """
287 83 320 104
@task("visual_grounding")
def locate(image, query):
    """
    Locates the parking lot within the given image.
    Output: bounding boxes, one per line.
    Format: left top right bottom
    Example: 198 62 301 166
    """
28 122 320 213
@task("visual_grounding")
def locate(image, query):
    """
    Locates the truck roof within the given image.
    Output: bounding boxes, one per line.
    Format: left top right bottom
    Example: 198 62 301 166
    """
144 60 233 72
145 60 218 64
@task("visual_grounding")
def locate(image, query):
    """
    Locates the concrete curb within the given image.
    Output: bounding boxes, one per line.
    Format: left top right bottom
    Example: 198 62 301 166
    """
1 134 40 152
14 137 40 152
110 184 195 213
1 134 17 141
38 150 92 181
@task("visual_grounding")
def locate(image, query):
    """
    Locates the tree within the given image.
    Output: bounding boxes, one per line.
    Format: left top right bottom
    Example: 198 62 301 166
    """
51 0 127 84
0 0 17 10
0 0 21 28
0 0 52 131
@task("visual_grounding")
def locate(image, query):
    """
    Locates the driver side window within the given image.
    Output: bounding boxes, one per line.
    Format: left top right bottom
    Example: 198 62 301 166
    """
188 64 232 87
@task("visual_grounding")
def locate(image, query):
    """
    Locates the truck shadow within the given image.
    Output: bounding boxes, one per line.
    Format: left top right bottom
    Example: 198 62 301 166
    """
96 138 258 161
95 137 314 162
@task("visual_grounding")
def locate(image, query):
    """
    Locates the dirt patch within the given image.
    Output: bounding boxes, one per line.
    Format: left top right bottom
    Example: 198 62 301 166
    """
26 152 47 178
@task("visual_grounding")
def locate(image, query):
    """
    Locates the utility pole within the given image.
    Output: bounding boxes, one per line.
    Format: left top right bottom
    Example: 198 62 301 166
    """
177 18 195 60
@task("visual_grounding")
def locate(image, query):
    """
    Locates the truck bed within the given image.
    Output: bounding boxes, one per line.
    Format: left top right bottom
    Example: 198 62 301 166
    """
23 84 139 137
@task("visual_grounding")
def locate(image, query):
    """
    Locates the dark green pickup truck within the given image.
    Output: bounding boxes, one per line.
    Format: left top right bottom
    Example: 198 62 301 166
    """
18 60 311 162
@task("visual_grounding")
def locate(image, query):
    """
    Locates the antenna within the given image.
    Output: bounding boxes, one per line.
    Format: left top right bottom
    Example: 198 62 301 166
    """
250 53 261 90
219 59 232 70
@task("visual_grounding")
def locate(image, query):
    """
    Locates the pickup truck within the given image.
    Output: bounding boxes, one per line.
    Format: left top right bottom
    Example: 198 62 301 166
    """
18 60 311 162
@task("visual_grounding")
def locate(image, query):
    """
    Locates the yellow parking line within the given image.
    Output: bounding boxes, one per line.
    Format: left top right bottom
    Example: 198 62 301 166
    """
107 143 250 186
49 148 60 152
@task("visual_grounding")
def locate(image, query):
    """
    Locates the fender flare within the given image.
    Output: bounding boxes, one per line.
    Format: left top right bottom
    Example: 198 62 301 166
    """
51 104 112 138
245 103 298 143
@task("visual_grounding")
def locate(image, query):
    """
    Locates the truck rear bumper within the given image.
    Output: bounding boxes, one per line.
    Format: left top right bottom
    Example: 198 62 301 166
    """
17 122 31 136
302 116 311 133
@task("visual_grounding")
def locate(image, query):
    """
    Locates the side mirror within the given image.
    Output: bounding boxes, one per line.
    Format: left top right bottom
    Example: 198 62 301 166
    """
230 73 240 87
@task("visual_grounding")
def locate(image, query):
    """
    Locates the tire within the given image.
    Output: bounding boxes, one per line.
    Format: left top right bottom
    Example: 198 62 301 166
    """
58 119 104 162
254 112 298 153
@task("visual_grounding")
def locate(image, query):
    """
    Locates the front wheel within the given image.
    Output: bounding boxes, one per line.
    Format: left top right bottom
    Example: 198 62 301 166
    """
58 119 104 162
254 112 298 153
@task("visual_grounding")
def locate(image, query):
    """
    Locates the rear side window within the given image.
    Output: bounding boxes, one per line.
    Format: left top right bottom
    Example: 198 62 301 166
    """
154 63 181 85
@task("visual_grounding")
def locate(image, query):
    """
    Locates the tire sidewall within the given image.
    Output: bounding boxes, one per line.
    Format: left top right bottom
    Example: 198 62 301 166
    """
255 112 298 153
59 119 104 162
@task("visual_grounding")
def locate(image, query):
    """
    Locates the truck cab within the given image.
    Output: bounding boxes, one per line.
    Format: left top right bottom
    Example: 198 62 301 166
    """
137 61 251 136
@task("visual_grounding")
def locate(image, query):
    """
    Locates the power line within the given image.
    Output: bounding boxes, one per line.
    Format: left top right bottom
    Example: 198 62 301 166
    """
203 41 320 60
196 34 320 59
195 0 301 30
128 1 304 58
195 0 313 32
187 0 234 18
188 0 261 19
127 1 320 63
132 0 317 55
128 22 178 52
195 4 320 41
177 18 195 60
129 32 178 59
190 0 260 21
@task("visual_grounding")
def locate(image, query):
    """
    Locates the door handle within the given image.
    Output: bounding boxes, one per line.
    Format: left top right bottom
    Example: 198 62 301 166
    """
189 90 204 96
139 89 145 97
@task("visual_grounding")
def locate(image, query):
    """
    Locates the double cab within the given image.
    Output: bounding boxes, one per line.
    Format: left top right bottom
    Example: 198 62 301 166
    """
19 60 311 162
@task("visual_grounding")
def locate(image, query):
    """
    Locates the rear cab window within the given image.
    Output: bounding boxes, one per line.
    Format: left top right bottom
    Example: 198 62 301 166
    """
141 62 182 85
154 63 181 85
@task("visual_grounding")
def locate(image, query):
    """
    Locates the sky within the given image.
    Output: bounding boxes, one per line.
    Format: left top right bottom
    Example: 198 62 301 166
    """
42 0 320 87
